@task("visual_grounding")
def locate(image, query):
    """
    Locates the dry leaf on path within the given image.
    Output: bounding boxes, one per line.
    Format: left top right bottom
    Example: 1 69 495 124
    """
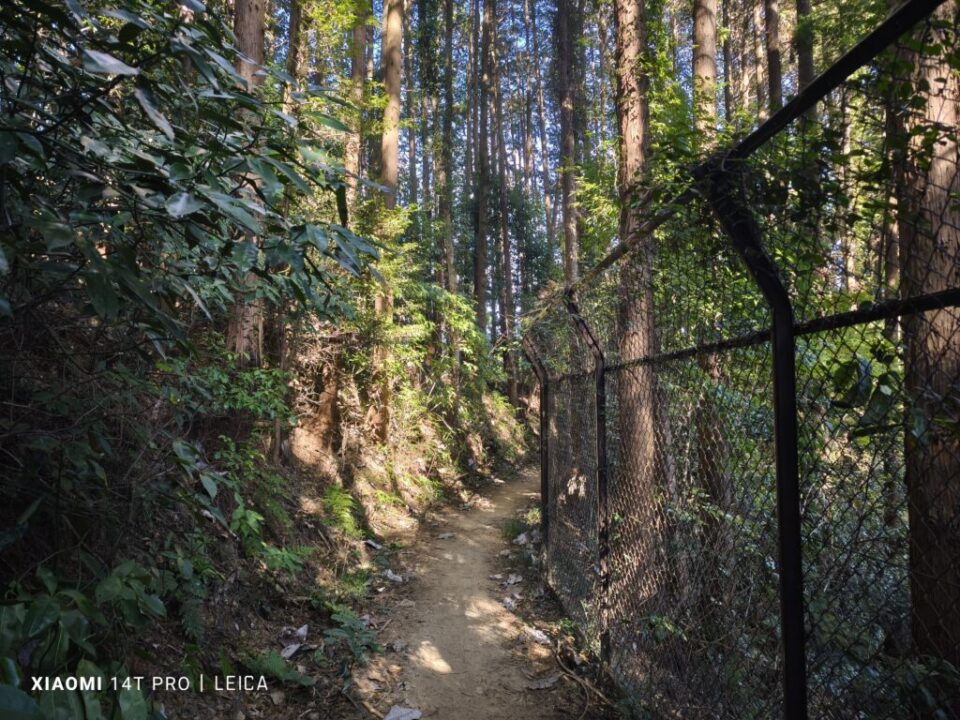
526 673 561 690
384 706 423 720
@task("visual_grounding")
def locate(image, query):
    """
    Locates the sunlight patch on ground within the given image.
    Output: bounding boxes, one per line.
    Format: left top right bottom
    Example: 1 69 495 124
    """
413 640 453 674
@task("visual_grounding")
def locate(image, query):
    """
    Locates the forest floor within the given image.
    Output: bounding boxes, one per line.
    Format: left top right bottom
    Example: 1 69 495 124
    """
151 464 620 720
350 467 621 720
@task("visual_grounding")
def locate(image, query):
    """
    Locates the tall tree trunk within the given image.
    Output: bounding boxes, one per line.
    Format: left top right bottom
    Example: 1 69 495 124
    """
521 53 535 197
693 0 718 135
284 0 304 112
598 4 610 152
474 0 493 330
370 0 404 442
613 0 663 610
557 0 580 285
752 1 767 115
528 0 556 261
493 0 518 405
899 3 960 700
721 0 735 121
227 0 266 366
345 0 368 209
763 0 782 113
795 0 814 93
404 1 418 207
382 0 403 210
466 0 478 188
439 0 456 294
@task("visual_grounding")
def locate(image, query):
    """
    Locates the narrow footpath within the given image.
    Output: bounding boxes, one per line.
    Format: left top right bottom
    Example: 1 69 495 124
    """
356 468 615 720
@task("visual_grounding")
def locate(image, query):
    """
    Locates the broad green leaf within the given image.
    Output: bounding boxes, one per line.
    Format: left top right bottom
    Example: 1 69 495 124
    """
86 272 119 321
16 133 44 158
118 685 148 720
82 49 139 76
247 158 281 198
22 595 58 638
36 566 57 594
133 86 174 140
166 192 205 219
138 593 165 617
38 684 83 720
172 439 198 465
0 133 16 164
0 685 41 720
200 473 218 499
305 111 350 133
205 192 261 234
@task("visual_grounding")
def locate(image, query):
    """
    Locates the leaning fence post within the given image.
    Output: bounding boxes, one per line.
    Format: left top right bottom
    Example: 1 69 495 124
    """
704 160 808 720
522 337 550 549
562 291 611 663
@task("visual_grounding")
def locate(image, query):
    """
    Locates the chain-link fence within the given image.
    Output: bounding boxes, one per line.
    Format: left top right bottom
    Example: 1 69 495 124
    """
522 1 960 717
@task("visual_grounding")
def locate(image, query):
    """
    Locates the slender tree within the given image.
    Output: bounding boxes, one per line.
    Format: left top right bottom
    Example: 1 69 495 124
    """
763 0 782 113
474 0 494 329
693 0 719 134
368 0 404 442
226 0 267 366
557 0 581 284
795 0 814 92
613 0 663 606
345 0 368 209
492 0 519 404
439 0 456 294
528 0 557 260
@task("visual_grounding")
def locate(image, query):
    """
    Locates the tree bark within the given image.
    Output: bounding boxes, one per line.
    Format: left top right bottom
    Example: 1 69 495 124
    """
474 0 494 330
404 1 418 207
466 0 478 188
721 0 734 121
795 0 814 93
381 0 403 211
345 0 368 209
439 0 456 294
613 0 664 611
898 2 960 698
283 0 305 112
492 0 518 405
369 0 404 442
227 0 267 366
233 0 265 90
763 0 782 113
528 0 556 262
557 0 580 285
752 1 767 115
693 0 718 135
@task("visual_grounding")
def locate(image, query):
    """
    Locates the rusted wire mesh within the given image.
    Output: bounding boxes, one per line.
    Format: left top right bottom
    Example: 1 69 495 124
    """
523 3 960 718
526 302 601 643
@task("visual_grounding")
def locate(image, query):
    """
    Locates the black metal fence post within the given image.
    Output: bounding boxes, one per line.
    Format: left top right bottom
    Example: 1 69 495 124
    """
705 162 808 720
522 337 550 548
563 291 611 662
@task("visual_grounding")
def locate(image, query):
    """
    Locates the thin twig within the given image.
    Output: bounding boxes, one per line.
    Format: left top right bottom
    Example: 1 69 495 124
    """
341 689 383 719
553 648 616 709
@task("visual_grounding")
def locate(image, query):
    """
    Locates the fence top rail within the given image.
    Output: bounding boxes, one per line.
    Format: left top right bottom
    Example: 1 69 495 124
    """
540 286 960 384
519 0 948 346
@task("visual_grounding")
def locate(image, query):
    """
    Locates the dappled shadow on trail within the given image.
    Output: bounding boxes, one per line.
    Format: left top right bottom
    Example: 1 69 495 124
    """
356 468 617 719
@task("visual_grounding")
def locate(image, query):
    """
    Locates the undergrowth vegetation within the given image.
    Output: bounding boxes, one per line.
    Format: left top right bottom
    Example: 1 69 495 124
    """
0 0 527 717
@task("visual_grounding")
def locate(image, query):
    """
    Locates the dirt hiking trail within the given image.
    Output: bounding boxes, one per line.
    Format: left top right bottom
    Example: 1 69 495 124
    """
357 468 615 720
